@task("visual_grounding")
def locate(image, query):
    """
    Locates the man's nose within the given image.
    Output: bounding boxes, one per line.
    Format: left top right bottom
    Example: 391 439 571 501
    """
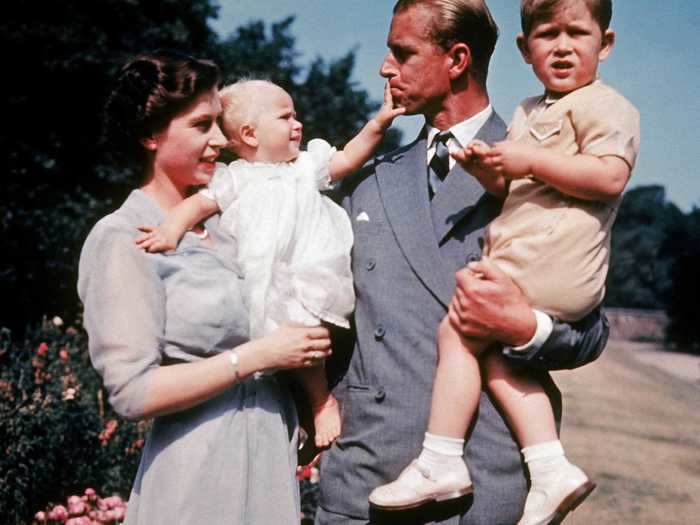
380 53 396 78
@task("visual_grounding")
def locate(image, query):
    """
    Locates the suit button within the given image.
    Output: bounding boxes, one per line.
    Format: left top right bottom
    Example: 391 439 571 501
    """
366 259 376 271
374 325 386 340
375 388 386 402
466 253 479 263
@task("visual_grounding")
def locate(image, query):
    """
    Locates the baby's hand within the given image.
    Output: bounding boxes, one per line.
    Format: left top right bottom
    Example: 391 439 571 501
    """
372 82 406 131
135 225 179 253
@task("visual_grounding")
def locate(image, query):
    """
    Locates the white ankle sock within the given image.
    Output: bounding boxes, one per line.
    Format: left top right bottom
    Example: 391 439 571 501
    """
522 440 569 480
416 433 465 474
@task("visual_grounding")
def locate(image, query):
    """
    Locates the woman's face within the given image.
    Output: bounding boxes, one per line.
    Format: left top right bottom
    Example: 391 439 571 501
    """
148 88 226 193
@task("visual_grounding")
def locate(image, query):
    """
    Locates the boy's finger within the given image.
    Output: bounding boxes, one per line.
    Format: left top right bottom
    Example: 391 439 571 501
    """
138 225 154 233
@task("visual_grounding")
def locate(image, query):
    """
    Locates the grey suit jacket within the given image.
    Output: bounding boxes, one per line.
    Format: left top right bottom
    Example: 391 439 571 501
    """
318 111 608 525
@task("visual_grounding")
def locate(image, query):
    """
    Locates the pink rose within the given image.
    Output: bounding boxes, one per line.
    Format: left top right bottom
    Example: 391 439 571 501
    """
68 498 86 516
34 511 46 522
59 348 70 362
48 505 69 521
36 342 49 357
84 487 97 501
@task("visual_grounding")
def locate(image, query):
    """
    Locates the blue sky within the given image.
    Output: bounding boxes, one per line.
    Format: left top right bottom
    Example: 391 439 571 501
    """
212 1 700 211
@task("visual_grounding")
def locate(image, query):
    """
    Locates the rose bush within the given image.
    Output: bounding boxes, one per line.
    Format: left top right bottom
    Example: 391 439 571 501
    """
0 318 146 525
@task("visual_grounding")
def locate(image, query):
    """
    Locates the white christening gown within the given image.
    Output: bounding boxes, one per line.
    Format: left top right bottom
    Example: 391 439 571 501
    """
201 139 355 338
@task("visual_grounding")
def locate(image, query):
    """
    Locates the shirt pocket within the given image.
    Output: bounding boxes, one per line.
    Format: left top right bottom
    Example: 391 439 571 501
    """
529 119 563 142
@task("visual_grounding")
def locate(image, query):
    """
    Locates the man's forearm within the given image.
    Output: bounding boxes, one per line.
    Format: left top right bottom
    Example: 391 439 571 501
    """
502 307 609 371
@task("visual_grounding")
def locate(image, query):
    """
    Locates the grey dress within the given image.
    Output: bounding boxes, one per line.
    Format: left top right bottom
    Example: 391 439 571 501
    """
77 190 300 525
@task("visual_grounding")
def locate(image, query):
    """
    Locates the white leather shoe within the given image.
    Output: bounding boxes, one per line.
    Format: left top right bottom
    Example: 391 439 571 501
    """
518 463 596 525
368 460 473 511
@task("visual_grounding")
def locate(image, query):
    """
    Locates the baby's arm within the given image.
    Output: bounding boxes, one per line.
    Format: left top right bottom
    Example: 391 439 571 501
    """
471 140 630 201
135 193 219 252
328 83 405 181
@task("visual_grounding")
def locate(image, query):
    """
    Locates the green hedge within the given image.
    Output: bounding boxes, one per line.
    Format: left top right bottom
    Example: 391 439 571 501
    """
0 318 144 525
1 318 321 524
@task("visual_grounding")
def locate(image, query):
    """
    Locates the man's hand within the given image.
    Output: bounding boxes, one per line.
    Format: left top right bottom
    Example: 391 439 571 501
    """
448 257 537 346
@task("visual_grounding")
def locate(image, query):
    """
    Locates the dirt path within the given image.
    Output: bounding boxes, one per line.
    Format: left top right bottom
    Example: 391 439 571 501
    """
552 341 700 524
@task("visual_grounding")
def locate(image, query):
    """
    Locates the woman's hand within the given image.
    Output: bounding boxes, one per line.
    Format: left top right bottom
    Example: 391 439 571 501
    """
246 325 332 371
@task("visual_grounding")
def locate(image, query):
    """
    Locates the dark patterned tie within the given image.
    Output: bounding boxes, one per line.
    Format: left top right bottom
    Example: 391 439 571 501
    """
428 131 452 199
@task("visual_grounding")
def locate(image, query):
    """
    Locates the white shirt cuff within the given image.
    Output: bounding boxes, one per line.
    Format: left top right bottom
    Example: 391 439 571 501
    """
510 309 553 353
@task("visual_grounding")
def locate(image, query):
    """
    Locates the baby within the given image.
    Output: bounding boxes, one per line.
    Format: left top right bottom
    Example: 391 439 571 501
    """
136 79 403 450
370 1 640 524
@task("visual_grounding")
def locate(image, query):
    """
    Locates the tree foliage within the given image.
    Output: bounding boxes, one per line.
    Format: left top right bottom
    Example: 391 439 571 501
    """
0 2 399 335
605 185 685 309
664 208 700 352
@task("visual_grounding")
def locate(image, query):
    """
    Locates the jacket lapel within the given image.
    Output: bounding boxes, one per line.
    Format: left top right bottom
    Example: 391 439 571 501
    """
430 111 507 243
375 133 455 307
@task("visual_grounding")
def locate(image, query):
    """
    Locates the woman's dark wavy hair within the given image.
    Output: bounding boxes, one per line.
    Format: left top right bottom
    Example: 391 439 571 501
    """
103 50 221 174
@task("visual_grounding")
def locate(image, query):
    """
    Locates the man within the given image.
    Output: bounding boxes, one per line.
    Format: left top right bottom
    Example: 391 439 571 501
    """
317 1 608 524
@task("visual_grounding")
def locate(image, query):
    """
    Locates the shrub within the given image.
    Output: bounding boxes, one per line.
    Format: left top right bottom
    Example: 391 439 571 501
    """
0 318 145 525
33 488 126 524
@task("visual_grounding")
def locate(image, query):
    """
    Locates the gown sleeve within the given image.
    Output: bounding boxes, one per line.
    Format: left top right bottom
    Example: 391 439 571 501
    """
199 162 238 211
306 138 337 191
77 221 164 420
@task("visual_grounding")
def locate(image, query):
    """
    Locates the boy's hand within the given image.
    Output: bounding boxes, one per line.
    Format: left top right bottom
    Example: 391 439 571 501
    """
135 225 179 253
475 141 537 179
372 82 406 131
452 140 507 198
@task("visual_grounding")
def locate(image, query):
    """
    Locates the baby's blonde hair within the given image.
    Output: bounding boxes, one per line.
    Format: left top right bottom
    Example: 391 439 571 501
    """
219 79 279 153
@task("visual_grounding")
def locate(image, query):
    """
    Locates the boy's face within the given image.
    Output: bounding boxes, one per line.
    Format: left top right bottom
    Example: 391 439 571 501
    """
253 85 303 163
517 2 614 95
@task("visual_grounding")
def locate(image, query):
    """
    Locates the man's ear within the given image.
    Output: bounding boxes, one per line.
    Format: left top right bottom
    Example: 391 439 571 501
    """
516 34 531 64
598 29 615 62
447 42 471 80
239 124 258 148
140 137 158 151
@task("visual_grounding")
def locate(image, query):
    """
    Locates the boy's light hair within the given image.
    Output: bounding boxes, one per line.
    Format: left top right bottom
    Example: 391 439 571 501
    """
392 0 499 86
219 78 278 151
520 0 612 36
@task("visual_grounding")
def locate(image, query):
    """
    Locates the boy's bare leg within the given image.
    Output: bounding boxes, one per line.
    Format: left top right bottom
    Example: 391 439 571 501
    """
295 365 341 448
482 350 557 446
483 351 595 524
426 317 490 438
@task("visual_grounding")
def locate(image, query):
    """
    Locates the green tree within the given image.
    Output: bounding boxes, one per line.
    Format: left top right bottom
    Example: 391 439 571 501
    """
605 186 684 309
1 5 398 335
665 207 700 353
1 0 220 333
211 17 401 155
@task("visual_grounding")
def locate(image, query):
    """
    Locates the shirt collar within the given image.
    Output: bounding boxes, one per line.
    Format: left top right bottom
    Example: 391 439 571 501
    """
426 104 493 150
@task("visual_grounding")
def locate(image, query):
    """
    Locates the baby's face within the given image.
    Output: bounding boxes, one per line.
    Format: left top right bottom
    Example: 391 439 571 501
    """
254 85 303 163
519 2 613 95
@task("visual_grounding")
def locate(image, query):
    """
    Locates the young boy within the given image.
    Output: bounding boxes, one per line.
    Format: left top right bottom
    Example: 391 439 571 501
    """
370 1 640 524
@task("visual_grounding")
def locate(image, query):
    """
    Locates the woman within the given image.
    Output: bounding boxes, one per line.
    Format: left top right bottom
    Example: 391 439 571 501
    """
78 51 331 524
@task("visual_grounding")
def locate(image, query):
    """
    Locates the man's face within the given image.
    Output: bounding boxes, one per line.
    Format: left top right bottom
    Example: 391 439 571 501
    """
380 5 452 117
